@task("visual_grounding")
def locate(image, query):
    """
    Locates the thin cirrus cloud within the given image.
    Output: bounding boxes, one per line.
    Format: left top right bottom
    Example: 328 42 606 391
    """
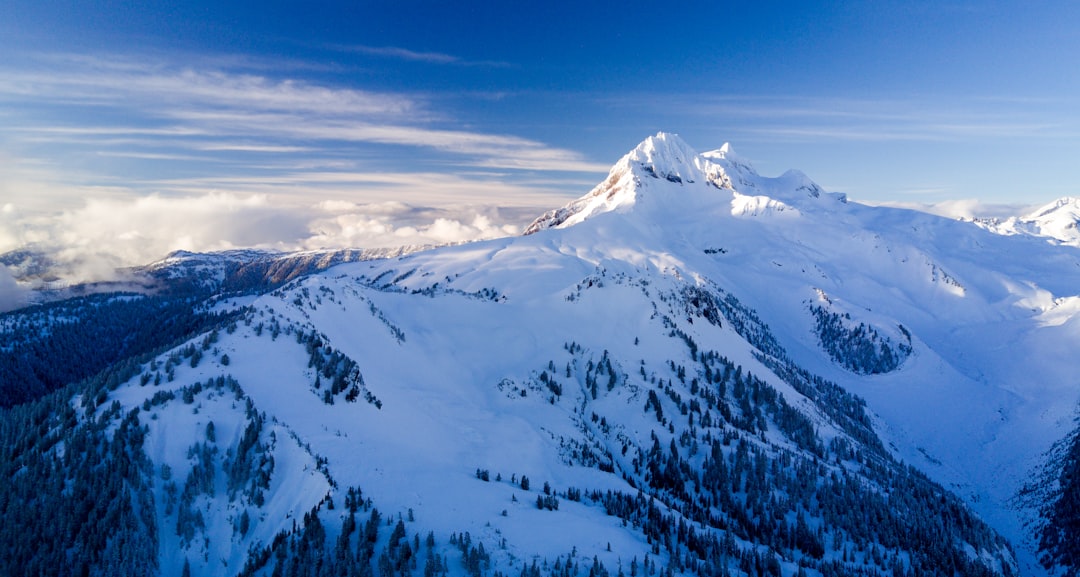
157 109 610 172
743 122 1062 143
0 52 604 174
612 93 1073 144
142 171 579 209
345 45 461 64
0 54 415 117
340 44 511 68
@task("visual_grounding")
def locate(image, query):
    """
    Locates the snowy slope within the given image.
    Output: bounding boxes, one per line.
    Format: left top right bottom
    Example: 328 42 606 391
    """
36 132 1080 577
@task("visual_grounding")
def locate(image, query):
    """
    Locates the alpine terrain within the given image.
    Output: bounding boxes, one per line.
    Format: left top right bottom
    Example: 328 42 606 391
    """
2 133 1079 577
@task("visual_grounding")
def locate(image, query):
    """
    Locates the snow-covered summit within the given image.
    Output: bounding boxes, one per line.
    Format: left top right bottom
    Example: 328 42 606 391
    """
1018 196 1080 242
525 133 731 233
1028 196 1080 219
976 196 1080 246
524 133 834 234
625 132 721 185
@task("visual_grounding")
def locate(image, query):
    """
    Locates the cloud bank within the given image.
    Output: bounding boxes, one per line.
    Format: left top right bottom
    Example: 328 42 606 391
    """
0 264 27 313
865 199 1038 220
0 193 537 289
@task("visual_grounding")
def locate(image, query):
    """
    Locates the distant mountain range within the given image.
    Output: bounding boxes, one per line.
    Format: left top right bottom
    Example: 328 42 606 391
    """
2 133 1078 577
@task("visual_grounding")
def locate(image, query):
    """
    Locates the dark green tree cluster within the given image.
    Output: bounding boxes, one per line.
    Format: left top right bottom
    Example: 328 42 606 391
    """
226 401 274 506
1024 416 1080 575
516 550 640 577
451 531 490 577
238 489 448 577
537 494 560 511
809 305 911 375
0 291 237 407
176 440 215 545
684 285 787 361
300 329 381 407
0 386 158 575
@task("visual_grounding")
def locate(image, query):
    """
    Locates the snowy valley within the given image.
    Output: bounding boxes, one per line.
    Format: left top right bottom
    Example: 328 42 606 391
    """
2 133 1079 577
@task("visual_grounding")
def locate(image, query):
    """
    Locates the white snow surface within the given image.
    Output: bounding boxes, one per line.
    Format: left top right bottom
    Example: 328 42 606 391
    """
101 133 1080 576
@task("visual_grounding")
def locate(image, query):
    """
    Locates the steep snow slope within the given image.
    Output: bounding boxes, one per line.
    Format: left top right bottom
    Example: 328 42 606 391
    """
37 133 1080 577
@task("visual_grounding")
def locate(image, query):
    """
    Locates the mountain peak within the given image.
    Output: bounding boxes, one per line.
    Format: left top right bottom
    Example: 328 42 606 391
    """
523 133 838 234
1026 196 1080 220
523 133 737 234
627 132 729 187
1022 197 1080 244
701 141 734 161
977 196 1080 246
629 132 698 177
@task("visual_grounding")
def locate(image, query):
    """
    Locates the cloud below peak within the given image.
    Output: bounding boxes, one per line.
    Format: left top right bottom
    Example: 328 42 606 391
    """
0 191 538 288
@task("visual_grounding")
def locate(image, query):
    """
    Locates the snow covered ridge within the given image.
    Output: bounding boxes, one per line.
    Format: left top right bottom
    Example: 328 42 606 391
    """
972 196 1080 246
4 132 1080 576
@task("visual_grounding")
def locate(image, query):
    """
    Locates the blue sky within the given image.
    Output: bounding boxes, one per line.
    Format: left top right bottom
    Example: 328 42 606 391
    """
1 1 1078 278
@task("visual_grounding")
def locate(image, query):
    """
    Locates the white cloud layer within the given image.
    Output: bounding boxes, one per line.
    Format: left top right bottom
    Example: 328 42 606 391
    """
864 199 1038 220
307 211 518 249
0 264 27 313
0 192 534 287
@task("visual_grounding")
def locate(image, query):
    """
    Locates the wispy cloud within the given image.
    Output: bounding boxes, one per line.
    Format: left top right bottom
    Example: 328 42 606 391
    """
196 143 310 153
0 52 604 178
341 44 511 68
742 121 1062 143
347 45 460 64
0 57 418 116
139 170 577 208
94 150 220 162
150 109 610 172
607 93 1076 143
865 199 1036 220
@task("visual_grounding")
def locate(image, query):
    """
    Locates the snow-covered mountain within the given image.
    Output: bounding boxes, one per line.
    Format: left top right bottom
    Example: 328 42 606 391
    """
3 132 1080 577
524 134 826 234
974 197 1080 246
